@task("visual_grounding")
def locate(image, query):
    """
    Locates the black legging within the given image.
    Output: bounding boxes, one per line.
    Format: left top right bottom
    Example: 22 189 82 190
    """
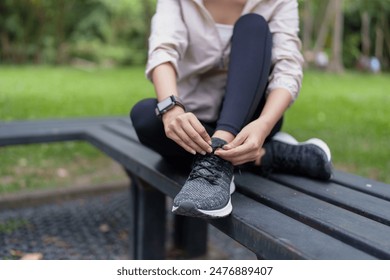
130 14 282 166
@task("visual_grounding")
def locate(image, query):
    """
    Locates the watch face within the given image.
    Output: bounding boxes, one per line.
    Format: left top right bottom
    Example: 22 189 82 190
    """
157 97 174 112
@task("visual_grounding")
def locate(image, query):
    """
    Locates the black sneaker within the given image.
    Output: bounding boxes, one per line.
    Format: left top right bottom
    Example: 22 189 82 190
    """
262 132 333 180
172 138 235 218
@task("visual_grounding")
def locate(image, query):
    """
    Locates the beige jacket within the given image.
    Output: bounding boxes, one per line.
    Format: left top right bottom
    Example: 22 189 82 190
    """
146 0 304 122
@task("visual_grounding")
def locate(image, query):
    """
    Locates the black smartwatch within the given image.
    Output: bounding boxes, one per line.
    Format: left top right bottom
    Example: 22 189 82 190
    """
155 95 186 117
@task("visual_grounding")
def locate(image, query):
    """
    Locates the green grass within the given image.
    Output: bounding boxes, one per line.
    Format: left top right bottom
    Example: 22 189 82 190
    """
0 142 127 193
0 65 153 120
0 66 153 193
0 66 389 194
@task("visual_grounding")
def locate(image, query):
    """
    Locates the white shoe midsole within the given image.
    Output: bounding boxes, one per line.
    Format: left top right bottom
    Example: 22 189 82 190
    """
230 176 236 194
197 198 232 217
272 132 298 144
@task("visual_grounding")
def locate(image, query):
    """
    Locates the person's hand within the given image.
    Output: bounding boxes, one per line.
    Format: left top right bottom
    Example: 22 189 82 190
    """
215 119 269 166
162 106 212 155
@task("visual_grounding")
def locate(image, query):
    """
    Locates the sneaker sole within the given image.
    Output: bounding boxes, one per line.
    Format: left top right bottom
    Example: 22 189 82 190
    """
172 178 235 219
172 198 233 219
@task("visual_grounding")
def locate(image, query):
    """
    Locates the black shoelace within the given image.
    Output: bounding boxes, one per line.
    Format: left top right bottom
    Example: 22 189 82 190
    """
188 155 221 184
187 138 230 184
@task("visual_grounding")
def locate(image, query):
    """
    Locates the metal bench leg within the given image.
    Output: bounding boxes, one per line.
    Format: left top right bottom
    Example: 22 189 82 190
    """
128 173 166 259
173 215 208 258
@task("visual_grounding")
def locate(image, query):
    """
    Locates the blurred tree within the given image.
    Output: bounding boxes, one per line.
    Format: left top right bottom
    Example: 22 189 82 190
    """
0 0 156 65
312 0 334 55
301 0 313 55
300 0 390 71
141 0 154 49
1 0 389 69
327 0 344 73
342 0 390 70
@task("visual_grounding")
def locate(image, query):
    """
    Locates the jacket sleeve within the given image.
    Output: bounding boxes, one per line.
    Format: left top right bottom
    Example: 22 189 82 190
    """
267 0 304 102
145 0 188 81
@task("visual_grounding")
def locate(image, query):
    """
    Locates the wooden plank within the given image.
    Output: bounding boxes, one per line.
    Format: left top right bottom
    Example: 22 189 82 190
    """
332 170 390 201
112 117 132 129
269 174 390 225
0 117 127 146
102 121 139 142
236 172 390 259
0 124 84 146
0 116 126 129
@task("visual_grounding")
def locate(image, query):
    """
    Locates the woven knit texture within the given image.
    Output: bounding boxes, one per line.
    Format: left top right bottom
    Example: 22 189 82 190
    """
262 139 333 180
173 138 233 211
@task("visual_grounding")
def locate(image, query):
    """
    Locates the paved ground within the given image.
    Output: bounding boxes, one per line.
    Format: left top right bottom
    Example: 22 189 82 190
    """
0 190 256 260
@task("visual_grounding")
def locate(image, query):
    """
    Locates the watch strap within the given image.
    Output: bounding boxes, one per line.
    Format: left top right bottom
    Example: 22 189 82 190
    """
155 95 186 117
171 95 185 111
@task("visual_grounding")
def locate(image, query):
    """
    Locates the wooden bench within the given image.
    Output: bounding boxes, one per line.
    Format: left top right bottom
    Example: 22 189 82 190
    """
1 117 390 260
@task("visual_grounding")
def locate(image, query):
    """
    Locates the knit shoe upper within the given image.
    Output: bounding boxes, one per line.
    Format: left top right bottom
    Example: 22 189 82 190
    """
262 132 333 180
172 137 234 218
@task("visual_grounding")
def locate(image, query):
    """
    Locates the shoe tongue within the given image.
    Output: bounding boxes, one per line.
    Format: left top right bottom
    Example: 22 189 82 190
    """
210 137 227 153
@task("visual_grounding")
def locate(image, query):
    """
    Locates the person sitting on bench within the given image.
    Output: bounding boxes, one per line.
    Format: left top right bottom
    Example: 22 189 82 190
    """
130 0 332 219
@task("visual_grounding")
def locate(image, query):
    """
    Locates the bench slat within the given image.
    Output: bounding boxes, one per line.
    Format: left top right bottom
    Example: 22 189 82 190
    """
0 117 127 146
332 170 390 201
0 117 125 129
269 174 390 226
102 121 139 142
236 173 390 259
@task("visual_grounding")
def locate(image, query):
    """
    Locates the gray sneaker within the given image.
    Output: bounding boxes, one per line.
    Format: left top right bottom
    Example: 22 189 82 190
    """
262 132 333 180
172 138 235 218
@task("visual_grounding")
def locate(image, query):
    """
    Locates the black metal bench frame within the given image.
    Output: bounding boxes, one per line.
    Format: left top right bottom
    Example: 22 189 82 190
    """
1 117 390 260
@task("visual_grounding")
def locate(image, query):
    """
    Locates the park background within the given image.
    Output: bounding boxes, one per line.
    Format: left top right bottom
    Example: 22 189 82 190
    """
1 0 389 195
